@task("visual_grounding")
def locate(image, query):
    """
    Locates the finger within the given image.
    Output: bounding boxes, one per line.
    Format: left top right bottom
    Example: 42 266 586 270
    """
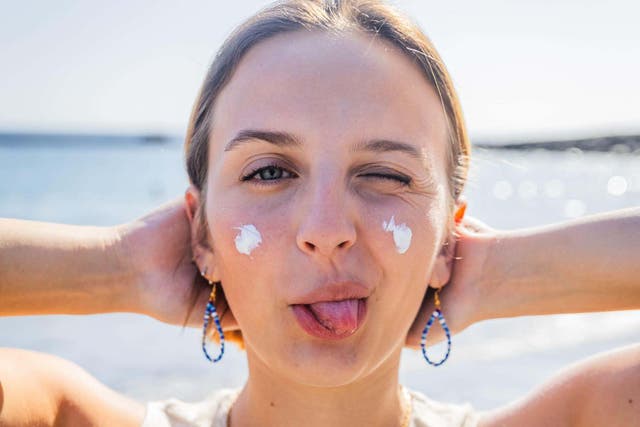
458 215 495 234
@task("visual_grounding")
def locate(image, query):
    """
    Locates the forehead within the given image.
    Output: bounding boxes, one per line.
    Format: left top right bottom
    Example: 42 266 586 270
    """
210 30 449 166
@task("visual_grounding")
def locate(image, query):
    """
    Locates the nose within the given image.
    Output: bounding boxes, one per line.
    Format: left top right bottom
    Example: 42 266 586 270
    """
295 175 357 258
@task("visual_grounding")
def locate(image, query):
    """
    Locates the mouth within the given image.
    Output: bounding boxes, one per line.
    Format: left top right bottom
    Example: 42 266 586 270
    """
291 298 368 340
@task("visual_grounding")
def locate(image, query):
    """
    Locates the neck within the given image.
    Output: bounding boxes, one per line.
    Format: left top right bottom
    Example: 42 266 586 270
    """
229 347 407 427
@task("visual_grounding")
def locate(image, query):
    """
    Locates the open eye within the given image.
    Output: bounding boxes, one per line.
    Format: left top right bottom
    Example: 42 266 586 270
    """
241 164 296 184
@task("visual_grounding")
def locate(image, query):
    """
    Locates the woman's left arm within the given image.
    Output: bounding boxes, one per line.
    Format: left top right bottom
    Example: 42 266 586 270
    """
407 207 640 347
478 343 640 427
406 207 640 425
480 206 640 321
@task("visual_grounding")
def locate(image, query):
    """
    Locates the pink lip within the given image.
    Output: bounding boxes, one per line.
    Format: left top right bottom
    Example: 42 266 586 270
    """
289 280 372 339
291 298 368 340
290 281 372 305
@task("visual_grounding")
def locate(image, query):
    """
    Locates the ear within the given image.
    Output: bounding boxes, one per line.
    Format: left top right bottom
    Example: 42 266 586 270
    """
184 185 220 281
427 198 467 289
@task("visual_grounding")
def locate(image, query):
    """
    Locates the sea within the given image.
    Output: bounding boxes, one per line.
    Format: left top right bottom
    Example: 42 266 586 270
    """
0 133 638 410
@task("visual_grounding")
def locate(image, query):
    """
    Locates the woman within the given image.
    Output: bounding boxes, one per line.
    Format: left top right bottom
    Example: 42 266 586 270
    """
1 1 638 426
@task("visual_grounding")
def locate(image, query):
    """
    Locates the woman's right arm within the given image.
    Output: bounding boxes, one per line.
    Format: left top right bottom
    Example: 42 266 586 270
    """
0 196 218 326
0 217 137 317
0 196 232 425
0 216 154 426
0 347 145 426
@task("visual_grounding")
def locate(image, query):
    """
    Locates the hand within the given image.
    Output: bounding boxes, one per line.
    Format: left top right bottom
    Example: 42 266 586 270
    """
114 197 239 332
405 215 497 348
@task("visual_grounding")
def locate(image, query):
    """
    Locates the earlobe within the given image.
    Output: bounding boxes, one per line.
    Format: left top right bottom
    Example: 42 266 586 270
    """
185 185 220 281
428 237 456 289
428 198 467 288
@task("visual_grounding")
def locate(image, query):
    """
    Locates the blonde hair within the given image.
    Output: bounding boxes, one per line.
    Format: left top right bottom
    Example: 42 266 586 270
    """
183 0 471 347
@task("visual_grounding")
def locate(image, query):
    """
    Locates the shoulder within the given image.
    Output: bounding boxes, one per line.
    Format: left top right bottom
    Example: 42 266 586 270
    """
141 388 240 427
0 347 144 426
406 388 480 427
476 343 640 427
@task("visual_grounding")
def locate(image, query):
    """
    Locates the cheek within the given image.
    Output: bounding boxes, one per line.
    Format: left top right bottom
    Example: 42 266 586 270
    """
354 207 441 346
207 197 285 258
368 203 444 294
381 215 413 254
206 204 287 302
368 197 442 256
232 224 262 256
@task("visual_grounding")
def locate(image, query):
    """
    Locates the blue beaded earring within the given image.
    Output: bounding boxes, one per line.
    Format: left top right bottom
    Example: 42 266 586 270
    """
420 288 451 366
200 268 225 363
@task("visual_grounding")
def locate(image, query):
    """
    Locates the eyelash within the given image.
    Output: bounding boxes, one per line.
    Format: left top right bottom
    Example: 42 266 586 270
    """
241 163 296 185
363 172 412 185
241 163 412 186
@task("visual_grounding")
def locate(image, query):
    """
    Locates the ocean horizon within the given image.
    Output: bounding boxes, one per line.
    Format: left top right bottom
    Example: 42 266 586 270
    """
2 130 640 150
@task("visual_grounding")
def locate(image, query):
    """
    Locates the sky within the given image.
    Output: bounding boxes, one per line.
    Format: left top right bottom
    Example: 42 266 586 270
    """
1 0 639 141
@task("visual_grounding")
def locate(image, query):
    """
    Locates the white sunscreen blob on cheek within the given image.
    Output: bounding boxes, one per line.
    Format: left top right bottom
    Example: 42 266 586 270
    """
382 216 412 254
234 224 262 255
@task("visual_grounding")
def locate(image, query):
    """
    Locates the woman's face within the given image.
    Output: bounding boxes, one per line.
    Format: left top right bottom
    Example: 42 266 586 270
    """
197 30 452 386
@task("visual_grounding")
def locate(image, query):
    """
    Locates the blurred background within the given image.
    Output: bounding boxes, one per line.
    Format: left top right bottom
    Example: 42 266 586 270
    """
1 0 638 410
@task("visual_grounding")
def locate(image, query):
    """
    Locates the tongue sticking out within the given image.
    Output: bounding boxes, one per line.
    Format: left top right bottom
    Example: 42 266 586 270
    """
307 299 360 334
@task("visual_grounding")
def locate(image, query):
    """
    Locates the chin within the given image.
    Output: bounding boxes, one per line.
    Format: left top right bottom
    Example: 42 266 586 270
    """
245 336 373 386
278 339 383 387
244 320 402 388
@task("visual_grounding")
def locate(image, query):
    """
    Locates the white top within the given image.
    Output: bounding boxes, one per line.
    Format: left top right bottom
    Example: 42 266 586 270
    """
141 387 480 427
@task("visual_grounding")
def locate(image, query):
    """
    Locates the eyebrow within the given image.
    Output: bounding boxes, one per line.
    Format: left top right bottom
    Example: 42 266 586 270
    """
224 130 301 152
224 129 423 160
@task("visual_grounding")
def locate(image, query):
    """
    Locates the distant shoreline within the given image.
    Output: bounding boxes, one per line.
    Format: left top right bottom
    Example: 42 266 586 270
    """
475 134 640 152
1 132 639 152
0 132 178 147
